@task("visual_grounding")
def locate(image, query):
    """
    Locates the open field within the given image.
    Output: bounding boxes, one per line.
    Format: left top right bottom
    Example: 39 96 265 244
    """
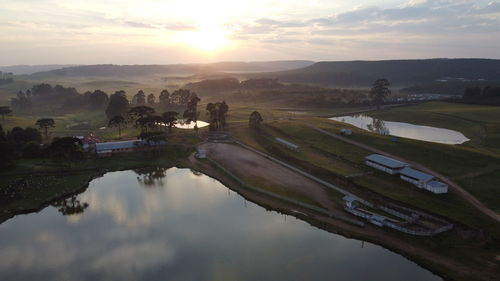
223 102 500 236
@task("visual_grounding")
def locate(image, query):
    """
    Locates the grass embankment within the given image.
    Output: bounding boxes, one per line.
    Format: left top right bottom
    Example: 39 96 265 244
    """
0 144 195 224
230 119 499 234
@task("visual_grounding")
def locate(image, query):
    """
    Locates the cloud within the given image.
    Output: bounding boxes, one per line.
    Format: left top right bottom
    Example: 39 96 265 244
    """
0 0 499 64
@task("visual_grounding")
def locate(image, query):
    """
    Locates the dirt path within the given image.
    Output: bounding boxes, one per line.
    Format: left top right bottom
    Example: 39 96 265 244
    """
199 142 337 210
310 125 500 223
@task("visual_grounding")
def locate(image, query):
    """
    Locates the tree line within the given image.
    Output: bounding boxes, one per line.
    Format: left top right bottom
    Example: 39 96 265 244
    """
462 86 500 105
0 71 14 85
10 83 198 114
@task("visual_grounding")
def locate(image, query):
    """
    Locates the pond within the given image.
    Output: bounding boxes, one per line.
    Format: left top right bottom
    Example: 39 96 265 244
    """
0 168 441 281
329 115 469 144
175 120 209 129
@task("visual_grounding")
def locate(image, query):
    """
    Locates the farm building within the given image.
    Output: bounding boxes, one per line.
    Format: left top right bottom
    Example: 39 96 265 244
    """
275 137 300 152
88 140 167 157
365 154 409 175
399 167 448 194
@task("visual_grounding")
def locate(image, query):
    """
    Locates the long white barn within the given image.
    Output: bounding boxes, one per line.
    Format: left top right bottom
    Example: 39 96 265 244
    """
365 154 448 194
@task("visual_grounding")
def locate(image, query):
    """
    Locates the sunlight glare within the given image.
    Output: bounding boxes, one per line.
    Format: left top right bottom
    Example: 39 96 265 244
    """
176 25 232 52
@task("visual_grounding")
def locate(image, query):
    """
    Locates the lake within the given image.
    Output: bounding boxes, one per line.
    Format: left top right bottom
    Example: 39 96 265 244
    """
0 168 441 281
329 115 469 144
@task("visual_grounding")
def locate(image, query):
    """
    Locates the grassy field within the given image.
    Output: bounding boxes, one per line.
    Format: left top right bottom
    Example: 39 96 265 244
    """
223 102 500 236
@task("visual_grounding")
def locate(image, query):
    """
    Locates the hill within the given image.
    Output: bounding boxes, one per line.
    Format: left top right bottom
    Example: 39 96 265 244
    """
0 65 78 75
260 59 500 88
26 61 314 78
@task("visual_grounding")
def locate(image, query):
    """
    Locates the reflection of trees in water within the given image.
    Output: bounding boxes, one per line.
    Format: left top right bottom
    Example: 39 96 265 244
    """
367 118 390 135
134 167 167 187
52 195 89 216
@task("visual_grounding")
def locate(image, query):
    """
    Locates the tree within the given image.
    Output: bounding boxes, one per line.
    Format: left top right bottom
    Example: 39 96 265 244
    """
171 89 194 105
162 111 178 133
206 101 229 131
183 94 200 133
128 105 155 121
23 141 41 158
133 90 146 105
0 141 17 168
218 101 229 129
7 127 42 146
0 124 5 141
87 90 109 109
105 91 129 119
159 90 170 106
0 106 12 121
47 137 83 166
147 93 156 105
52 195 89 216
249 111 263 129
36 118 55 138
108 115 127 137
370 78 391 110
134 115 163 133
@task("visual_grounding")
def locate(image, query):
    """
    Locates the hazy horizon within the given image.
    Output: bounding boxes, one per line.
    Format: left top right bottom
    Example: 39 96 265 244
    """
1 0 499 65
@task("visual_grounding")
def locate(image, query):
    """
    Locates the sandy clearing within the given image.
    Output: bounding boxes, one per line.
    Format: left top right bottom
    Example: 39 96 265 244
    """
199 142 336 210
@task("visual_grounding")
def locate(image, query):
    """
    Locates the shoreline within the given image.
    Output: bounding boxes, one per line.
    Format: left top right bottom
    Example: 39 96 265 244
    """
0 150 498 281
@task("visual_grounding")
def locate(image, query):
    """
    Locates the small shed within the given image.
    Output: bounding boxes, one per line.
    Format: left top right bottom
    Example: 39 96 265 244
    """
340 128 352 136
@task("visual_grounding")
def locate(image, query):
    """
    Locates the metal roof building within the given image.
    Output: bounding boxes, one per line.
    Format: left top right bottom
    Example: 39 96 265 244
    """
365 154 408 174
399 167 434 182
399 167 448 194
95 140 143 153
366 154 408 169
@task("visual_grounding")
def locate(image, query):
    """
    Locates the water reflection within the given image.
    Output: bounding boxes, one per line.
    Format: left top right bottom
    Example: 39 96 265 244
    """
0 169 441 281
52 195 89 216
330 114 469 144
134 167 168 187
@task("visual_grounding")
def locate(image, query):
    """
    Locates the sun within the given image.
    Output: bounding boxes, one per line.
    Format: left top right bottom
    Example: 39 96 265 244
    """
177 25 231 52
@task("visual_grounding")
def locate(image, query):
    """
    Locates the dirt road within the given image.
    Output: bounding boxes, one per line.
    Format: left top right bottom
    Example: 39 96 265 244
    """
199 142 337 210
310 125 500 223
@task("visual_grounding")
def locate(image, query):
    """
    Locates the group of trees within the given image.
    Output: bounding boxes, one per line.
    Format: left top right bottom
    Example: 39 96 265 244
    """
10 84 99 113
105 89 202 137
107 105 178 137
10 82 201 115
130 88 197 107
0 71 14 85
462 86 500 105
0 121 84 168
105 89 198 120
206 101 228 131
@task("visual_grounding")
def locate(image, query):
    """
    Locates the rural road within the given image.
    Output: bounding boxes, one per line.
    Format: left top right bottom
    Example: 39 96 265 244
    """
309 125 500 223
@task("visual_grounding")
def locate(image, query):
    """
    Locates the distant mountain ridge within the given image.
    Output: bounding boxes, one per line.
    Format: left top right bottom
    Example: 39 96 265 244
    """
0 65 78 75
26 61 314 78
260 59 500 87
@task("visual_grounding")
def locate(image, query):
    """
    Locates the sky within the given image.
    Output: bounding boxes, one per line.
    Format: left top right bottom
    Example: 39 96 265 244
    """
0 0 499 65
